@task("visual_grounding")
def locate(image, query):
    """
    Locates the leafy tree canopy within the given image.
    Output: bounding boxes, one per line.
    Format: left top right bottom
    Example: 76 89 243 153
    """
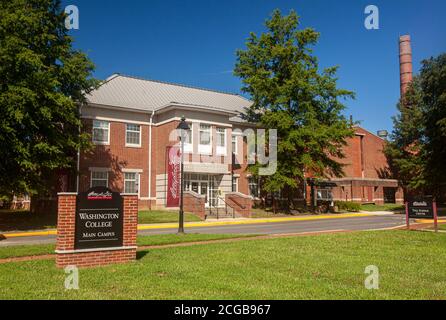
0 0 97 196
234 10 354 195
385 53 446 196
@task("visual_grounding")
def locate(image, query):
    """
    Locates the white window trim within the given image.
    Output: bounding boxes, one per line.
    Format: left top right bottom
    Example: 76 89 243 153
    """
216 127 227 156
125 123 142 148
232 176 239 192
88 167 111 172
231 134 238 155
123 171 140 197
248 177 260 198
90 170 109 188
92 120 110 145
122 168 143 173
198 123 212 155
183 122 193 154
317 188 333 201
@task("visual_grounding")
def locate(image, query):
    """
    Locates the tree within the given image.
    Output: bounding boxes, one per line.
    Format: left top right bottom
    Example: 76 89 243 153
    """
234 10 354 206
0 0 97 197
385 53 446 198
420 54 446 195
384 80 427 192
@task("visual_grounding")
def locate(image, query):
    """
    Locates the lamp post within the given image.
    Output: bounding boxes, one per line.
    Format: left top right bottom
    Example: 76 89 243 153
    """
177 116 190 234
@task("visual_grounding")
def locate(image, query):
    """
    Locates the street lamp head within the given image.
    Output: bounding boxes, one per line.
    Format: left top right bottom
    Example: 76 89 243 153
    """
177 116 190 131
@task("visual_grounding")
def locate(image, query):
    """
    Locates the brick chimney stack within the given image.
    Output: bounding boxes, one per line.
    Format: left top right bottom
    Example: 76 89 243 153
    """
399 35 413 98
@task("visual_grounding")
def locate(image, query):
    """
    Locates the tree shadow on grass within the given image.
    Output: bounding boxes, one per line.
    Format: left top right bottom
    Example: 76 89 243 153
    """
136 250 150 260
0 209 57 232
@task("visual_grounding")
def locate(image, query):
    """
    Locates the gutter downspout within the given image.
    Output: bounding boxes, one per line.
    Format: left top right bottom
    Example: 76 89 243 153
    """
148 110 155 208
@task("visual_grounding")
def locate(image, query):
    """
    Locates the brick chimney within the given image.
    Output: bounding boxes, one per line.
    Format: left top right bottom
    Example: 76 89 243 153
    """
399 35 413 98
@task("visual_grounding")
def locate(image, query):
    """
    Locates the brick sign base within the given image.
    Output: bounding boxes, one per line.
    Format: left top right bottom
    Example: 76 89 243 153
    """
56 193 138 268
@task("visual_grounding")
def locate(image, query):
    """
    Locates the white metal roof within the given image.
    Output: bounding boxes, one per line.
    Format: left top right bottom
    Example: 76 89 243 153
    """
86 74 252 114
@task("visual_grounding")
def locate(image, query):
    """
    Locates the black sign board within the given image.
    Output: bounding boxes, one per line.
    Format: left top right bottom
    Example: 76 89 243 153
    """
408 196 434 219
75 186 124 250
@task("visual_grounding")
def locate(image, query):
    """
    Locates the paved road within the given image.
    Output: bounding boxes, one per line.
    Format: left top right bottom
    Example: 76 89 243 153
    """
0 214 407 247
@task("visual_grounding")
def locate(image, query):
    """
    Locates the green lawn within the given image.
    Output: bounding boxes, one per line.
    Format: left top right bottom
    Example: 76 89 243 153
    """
138 210 202 224
251 208 293 218
425 224 446 231
250 208 314 218
0 233 253 259
0 243 55 259
136 233 253 246
1 230 445 299
360 204 405 212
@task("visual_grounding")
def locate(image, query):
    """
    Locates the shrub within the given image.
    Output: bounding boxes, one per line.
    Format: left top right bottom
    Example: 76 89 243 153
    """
334 201 361 212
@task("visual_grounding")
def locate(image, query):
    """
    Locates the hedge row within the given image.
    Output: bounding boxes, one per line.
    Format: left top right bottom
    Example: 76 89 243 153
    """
334 201 361 212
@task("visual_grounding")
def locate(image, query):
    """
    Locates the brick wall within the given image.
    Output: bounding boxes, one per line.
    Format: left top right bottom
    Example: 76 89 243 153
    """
225 192 253 218
183 191 205 220
79 119 150 199
77 112 400 209
55 193 138 268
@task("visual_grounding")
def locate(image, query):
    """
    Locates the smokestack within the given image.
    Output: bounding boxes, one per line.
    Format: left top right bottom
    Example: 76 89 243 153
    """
399 35 413 98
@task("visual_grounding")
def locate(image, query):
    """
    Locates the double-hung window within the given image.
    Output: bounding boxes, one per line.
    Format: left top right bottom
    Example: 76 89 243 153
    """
216 127 226 155
183 123 192 153
92 120 109 144
91 171 108 187
231 135 238 155
248 177 259 198
199 124 211 154
126 124 141 147
317 188 333 201
232 176 239 192
124 172 139 194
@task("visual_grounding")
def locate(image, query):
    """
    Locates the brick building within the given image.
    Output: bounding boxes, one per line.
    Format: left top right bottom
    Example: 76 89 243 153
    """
325 126 403 204
72 73 402 217
76 74 256 216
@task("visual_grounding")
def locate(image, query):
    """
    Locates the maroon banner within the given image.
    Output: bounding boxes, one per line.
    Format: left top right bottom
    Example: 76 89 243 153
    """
166 146 181 207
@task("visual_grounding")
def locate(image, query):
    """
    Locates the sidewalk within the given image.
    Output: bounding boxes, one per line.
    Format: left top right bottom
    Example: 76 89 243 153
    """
1 213 374 239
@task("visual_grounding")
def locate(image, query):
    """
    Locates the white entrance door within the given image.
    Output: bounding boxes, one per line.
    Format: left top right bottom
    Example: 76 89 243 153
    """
185 176 210 207
200 181 208 205
184 174 223 207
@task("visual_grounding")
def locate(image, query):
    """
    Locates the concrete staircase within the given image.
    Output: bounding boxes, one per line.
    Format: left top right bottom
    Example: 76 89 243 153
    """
205 206 239 219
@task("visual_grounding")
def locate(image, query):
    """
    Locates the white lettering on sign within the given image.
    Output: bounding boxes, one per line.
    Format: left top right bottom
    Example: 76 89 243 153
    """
79 212 119 220
85 221 113 228
87 190 113 200
169 147 180 199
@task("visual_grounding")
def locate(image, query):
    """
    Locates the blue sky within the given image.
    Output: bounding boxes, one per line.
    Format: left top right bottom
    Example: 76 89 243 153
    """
64 0 446 134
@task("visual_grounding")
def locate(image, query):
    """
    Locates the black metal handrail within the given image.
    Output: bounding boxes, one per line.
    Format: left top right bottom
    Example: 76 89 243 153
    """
217 196 236 219
207 196 239 219
207 200 222 219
